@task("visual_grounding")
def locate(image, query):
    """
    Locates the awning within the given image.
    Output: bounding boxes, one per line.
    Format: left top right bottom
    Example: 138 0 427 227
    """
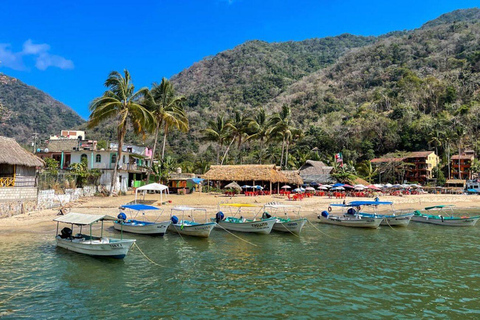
53 213 117 225
120 204 160 211
188 178 204 184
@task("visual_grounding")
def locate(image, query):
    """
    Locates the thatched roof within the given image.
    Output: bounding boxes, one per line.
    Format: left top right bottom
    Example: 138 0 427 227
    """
224 181 242 191
0 136 45 167
298 160 334 184
280 170 303 185
202 164 288 183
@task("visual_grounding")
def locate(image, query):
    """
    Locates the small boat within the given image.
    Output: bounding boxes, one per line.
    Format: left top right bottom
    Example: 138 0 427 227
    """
262 202 307 234
169 206 216 238
317 204 383 228
411 205 480 227
213 203 276 234
54 213 135 259
113 204 171 235
349 200 413 227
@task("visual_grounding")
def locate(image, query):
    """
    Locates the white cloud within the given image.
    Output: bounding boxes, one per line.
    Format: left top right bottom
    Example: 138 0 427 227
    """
0 39 74 71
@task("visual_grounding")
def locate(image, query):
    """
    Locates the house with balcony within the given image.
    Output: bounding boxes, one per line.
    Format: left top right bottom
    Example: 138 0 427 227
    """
450 151 475 180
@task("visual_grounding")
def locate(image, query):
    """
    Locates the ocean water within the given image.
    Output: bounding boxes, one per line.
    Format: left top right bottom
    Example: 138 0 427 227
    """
0 222 479 319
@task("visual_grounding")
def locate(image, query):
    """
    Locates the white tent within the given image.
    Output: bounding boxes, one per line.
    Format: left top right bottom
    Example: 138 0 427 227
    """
135 183 169 204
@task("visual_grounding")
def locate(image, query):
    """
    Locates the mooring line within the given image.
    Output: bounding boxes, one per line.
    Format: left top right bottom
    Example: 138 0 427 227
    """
215 223 258 247
307 219 341 239
0 283 42 306
132 242 165 267
280 221 300 238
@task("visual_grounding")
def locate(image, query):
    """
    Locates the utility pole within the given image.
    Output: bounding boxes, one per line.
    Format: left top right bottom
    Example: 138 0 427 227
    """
32 133 38 153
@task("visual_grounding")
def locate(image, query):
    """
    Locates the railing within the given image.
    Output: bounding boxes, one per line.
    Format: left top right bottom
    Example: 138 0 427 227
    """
0 176 15 187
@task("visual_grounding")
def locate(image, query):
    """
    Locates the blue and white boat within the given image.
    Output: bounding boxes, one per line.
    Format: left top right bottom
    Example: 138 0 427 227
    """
169 206 216 238
114 204 171 235
411 205 480 226
349 200 413 227
262 202 307 234
318 203 383 228
213 203 276 234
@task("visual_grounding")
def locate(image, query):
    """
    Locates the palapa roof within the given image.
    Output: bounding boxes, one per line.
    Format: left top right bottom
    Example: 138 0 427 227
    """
280 170 303 185
202 164 288 183
299 160 333 175
0 136 45 167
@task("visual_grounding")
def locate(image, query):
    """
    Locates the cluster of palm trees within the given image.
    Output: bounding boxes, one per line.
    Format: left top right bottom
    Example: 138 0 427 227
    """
88 70 188 194
203 105 303 168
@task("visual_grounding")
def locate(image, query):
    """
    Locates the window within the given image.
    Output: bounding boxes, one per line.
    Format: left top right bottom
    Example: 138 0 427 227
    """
96 154 101 163
80 154 87 163
111 154 117 164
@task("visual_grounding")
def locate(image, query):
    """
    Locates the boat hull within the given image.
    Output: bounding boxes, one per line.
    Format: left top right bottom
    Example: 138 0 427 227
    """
317 215 383 228
360 213 413 227
271 218 307 234
56 236 135 258
168 222 216 238
215 218 276 234
411 215 480 226
113 220 171 235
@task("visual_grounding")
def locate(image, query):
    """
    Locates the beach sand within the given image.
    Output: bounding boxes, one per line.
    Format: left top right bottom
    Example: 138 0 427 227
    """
1 192 479 235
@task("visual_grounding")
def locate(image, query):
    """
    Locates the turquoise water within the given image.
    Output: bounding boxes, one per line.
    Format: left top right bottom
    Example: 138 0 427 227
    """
1 222 479 319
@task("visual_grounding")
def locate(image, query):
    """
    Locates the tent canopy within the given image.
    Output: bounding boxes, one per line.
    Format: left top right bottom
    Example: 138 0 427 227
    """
136 183 168 191
54 213 116 225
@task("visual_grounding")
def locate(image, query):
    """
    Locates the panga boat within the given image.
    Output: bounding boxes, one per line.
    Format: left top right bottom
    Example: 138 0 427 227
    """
213 203 276 234
262 202 307 234
169 206 216 238
411 205 480 227
114 204 171 235
54 213 135 259
317 204 383 228
350 200 413 227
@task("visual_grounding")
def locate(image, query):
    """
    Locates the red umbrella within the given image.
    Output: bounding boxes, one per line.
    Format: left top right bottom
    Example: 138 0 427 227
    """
366 185 381 191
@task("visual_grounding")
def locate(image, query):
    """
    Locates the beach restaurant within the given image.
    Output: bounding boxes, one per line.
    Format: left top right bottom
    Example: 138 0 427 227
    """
202 164 302 192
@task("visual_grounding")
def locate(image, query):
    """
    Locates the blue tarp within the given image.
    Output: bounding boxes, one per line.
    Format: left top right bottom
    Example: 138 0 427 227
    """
349 201 393 206
121 204 160 211
332 183 344 187
188 178 204 184
467 189 479 193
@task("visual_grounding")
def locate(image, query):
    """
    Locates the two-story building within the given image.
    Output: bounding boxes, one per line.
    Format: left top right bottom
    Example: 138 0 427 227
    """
450 150 475 180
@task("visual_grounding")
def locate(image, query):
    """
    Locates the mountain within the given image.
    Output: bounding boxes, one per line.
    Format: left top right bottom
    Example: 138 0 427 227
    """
421 8 480 29
0 74 85 143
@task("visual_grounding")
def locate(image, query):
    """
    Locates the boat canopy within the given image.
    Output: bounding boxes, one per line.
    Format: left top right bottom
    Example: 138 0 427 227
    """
172 206 206 211
220 203 257 207
53 213 117 225
349 201 393 206
120 204 160 211
264 204 301 208
425 205 455 210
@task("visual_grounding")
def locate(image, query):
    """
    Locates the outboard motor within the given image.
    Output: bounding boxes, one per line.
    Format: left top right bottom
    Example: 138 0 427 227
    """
60 227 72 239
117 212 127 221
171 215 179 224
347 208 356 216
321 210 329 218
262 212 272 219
215 211 225 223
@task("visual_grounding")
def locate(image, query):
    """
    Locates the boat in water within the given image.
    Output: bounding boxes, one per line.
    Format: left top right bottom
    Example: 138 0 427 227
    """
213 203 276 234
317 204 383 228
349 200 413 227
114 204 171 235
54 212 135 259
262 202 307 234
411 205 480 227
169 206 216 238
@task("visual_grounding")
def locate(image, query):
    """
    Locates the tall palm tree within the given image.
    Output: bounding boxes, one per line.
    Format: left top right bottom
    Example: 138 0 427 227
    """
203 114 228 164
221 111 253 165
88 69 153 195
247 108 269 164
267 105 295 168
148 78 188 162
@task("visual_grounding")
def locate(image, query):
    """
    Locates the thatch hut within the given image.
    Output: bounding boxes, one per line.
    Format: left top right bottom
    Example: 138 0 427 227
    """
0 136 44 188
298 160 334 184
280 170 303 187
202 164 288 191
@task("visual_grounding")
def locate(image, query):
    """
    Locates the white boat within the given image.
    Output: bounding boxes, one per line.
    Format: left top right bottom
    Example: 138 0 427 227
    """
349 200 413 227
411 205 480 227
213 203 276 234
262 202 307 234
317 204 383 228
54 213 135 259
169 206 216 238
113 204 171 235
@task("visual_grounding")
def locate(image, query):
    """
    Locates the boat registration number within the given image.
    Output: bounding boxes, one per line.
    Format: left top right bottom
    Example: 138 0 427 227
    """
253 222 268 228
110 244 123 248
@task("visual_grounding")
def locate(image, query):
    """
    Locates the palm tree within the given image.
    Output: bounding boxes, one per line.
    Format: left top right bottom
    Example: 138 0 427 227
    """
148 78 188 162
88 69 153 195
267 105 295 168
247 108 269 164
221 111 253 165
203 114 228 164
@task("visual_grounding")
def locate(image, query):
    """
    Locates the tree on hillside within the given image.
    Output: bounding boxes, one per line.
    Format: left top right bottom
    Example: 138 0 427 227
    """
88 70 154 195
203 114 228 164
221 111 254 165
267 105 297 168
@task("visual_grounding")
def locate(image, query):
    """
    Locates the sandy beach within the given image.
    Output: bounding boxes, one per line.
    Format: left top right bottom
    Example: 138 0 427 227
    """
1 192 479 234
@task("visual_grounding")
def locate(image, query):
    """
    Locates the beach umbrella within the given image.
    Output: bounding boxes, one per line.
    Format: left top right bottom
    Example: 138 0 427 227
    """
281 185 291 189
318 186 329 190
332 186 345 191
392 184 402 188
293 188 302 192
374 184 383 188
300 187 306 191
384 183 393 188
354 186 366 190
255 185 264 190
367 185 381 191
188 178 204 185
332 183 344 188
322 184 333 188
241 185 252 189
309 182 319 187
354 184 365 188
305 187 315 191
343 184 354 189
224 182 242 191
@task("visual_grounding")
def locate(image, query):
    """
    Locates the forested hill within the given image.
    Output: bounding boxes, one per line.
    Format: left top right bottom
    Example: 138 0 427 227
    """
0 74 85 143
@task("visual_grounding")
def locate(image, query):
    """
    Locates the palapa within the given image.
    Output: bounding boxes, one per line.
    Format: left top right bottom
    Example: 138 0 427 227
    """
224 181 242 191
280 170 303 186
202 164 288 183
0 136 44 167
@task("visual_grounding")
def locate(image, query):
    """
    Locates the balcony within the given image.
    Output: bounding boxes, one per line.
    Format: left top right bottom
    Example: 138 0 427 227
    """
0 176 15 187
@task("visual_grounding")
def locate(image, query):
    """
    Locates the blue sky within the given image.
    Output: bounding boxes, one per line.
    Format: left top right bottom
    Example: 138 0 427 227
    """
0 0 478 119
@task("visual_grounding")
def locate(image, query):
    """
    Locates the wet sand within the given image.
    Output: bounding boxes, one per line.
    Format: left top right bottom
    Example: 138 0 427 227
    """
1 192 479 235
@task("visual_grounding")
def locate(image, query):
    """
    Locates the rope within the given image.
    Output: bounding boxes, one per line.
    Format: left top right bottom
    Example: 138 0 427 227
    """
307 219 341 240
132 242 165 267
383 216 397 231
279 221 300 238
215 223 258 247
0 283 42 306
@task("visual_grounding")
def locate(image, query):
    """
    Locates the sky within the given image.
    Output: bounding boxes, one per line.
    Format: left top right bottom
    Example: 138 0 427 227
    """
0 0 478 119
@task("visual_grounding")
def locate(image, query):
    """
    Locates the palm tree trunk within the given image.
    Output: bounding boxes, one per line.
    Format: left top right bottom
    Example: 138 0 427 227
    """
147 120 161 183
221 136 236 165
280 137 285 168
161 123 169 161
285 140 290 169
111 127 126 196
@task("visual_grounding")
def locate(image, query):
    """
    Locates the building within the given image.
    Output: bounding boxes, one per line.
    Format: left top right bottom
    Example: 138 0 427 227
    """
168 170 196 194
50 130 86 140
450 150 475 180
371 151 439 183
0 136 44 217
298 160 334 184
